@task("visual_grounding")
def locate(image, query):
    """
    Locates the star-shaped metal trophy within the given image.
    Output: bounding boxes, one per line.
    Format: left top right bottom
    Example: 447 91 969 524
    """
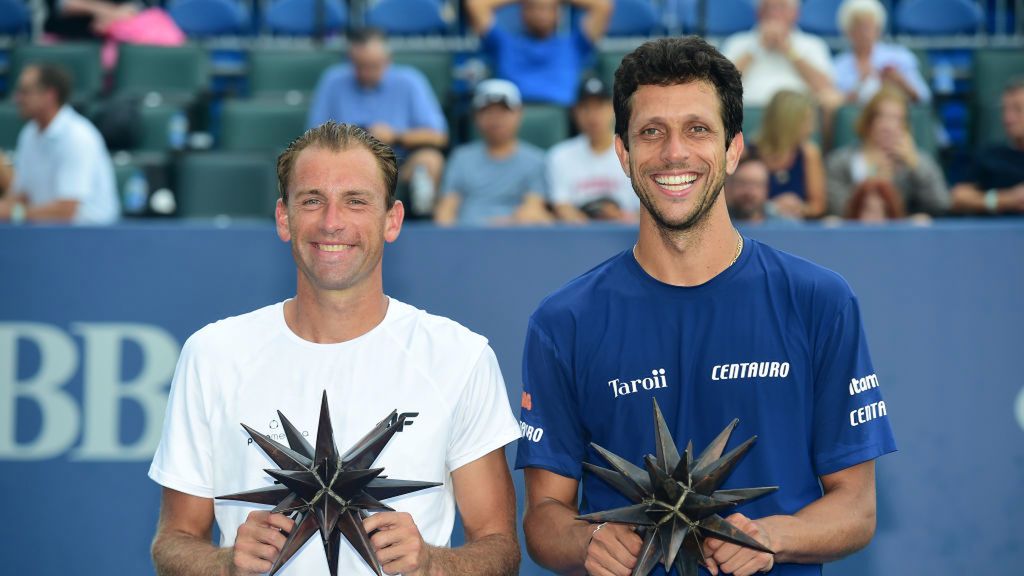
217 391 440 576
577 398 778 576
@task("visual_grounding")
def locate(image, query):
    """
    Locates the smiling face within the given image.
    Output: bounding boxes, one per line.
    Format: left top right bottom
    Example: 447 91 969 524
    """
615 82 744 233
276 146 403 298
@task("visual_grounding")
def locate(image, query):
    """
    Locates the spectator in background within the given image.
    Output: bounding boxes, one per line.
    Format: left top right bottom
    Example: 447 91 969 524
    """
466 0 612 106
434 79 551 226
0 153 12 195
547 76 637 222
309 28 448 216
722 0 841 111
748 90 826 218
833 0 931 105
843 179 906 222
44 0 138 39
726 154 796 223
0 64 119 224
826 87 949 218
951 78 1024 215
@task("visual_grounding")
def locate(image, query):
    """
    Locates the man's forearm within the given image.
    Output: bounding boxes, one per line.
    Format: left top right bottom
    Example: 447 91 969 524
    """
523 498 593 575
756 465 876 564
792 57 833 94
424 532 520 576
152 531 234 576
26 199 79 222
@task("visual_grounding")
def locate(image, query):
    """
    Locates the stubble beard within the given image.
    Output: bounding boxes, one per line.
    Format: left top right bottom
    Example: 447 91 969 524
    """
630 157 726 238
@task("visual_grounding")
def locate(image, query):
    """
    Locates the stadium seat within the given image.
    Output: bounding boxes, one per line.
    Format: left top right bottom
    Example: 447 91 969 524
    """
894 0 982 35
519 105 569 149
971 49 1024 146
248 47 342 96
0 101 25 150
169 0 250 37
264 0 347 36
678 0 756 35
114 44 208 99
10 42 104 103
606 0 663 36
0 0 30 35
365 0 448 36
175 152 280 218
219 99 308 152
831 103 938 156
468 104 568 150
597 50 628 93
391 51 453 104
798 0 843 36
742 106 764 139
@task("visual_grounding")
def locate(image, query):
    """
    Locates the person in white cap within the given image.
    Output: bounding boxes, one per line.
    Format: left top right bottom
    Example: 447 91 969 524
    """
434 79 553 226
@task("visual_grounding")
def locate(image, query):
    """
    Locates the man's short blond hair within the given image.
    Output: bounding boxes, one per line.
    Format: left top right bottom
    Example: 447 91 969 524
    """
276 121 398 207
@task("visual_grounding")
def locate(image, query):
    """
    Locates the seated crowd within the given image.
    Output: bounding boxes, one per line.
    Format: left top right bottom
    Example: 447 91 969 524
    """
1 0 1022 225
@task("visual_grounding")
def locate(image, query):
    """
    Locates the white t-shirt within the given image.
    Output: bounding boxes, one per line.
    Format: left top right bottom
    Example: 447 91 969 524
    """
149 298 521 575
12 105 119 224
546 135 639 212
721 28 834 107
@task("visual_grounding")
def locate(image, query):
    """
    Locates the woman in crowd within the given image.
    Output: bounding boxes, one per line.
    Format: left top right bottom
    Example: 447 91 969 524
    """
833 0 931 104
749 90 827 219
843 178 906 222
826 87 949 217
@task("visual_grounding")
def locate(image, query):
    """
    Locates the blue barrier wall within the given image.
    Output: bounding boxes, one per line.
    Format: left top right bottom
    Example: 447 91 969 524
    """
1 221 1022 575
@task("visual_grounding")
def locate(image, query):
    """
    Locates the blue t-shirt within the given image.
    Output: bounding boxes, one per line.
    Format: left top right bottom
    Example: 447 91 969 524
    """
481 24 592 106
441 141 548 225
307 63 447 158
515 239 896 576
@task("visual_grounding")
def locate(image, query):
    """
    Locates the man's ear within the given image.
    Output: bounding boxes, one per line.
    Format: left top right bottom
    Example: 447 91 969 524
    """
614 134 631 179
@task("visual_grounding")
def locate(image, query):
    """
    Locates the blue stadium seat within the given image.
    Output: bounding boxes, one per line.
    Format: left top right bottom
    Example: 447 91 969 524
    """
798 0 843 36
678 0 756 36
894 0 982 35
365 0 448 35
607 0 663 36
0 0 30 35
169 0 250 37
264 0 347 36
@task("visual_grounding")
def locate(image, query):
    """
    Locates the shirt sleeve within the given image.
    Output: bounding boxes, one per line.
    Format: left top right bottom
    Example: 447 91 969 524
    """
805 36 835 80
525 150 549 199
446 345 521 472
546 147 571 204
406 70 448 135
53 132 95 202
894 45 932 104
514 317 587 479
148 335 216 498
906 153 951 215
439 148 465 198
811 294 897 477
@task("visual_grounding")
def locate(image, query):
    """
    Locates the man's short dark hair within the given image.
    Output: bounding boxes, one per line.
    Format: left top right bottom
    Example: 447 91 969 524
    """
347 27 388 46
613 36 744 150
29 63 73 106
1005 76 1024 95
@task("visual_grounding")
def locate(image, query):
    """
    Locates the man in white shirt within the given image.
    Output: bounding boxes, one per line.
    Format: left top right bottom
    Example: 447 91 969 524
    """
0 63 118 224
721 0 841 110
547 76 638 222
149 121 522 576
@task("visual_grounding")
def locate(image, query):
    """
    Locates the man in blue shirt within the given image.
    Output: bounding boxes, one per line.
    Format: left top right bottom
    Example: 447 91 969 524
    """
516 37 896 576
466 0 612 106
308 28 447 216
